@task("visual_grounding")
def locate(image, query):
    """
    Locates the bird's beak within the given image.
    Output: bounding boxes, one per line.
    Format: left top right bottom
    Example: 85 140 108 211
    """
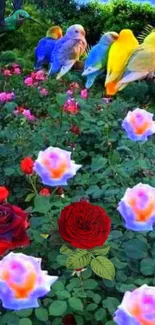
29 17 44 27
110 32 119 40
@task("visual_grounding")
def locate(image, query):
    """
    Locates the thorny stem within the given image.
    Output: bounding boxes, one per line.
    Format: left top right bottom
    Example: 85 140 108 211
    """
28 175 38 195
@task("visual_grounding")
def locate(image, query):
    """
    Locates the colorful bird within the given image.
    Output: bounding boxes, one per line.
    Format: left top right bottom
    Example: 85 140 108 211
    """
34 26 63 70
0 0 42 32
116 32 155 92
49 24 87 80
82 31 118 88
105 29 139 96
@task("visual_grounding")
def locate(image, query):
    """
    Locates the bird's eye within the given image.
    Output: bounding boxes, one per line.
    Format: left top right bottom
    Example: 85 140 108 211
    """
75 30 78 33
19 14 24 18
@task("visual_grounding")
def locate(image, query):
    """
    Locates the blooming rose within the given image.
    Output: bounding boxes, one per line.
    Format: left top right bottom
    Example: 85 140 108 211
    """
122 108 155 141
13 67 21 75
58 202 111 249
63 99 79 114
40 88 48 96
3 69 12 77
0 252 58 310
20 157 34 175
114 284 155 325
24 77 33 87
0 203 29 255
0 187 9 202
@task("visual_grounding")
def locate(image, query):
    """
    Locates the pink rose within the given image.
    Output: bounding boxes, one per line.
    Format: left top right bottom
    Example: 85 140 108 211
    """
40 88 48 96
3 69 12 77
13 68 21 75
80 89 88 99
24 77 33 87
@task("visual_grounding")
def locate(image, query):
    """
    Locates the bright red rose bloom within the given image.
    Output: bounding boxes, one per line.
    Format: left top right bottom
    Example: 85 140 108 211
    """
0 203 30 255
39 188 51 196
0 187 9 202
20 157 34 174
58 202 111 249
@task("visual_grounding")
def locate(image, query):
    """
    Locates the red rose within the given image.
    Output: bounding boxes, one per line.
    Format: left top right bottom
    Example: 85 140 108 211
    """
20 157 34 174
0 186 9 202
0 203 30 255
39 188 51 196
70 125 80 135
62 314 76 325
58 202 111 249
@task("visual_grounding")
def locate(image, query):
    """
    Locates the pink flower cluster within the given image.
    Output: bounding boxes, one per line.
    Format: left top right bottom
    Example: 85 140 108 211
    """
63 98 79 114
24 70 47 87
2 63 22 77
0 92 15 103
14 106 36 121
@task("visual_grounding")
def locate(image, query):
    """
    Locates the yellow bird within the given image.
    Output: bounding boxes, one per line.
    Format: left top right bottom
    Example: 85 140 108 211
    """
115 31 155 92
105 29 139 96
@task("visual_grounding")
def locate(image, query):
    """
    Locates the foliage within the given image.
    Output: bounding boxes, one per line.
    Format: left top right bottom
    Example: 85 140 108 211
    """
1 52 155 323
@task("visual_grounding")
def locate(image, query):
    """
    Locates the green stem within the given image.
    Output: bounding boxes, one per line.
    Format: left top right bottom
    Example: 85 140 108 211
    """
28 176 38 194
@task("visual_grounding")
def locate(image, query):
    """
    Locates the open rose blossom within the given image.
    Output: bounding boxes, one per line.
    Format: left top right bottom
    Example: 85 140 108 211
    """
20 157 34 175
114 284 155 325
63 99 79 114
0 92 15 103
0 203 29 255
122 108 155 141
0 252 58 310
39 188 51 196
0 187 9 202
34 146 81 186
58 201 111 249
117 183 155 231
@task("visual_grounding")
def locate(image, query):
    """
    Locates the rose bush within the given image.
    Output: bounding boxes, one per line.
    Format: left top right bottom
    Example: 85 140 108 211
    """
1 50 155 324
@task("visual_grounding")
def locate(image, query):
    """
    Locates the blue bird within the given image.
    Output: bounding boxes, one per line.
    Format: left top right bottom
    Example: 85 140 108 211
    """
49 24 87 80
82 32 118 89
34 26 63 70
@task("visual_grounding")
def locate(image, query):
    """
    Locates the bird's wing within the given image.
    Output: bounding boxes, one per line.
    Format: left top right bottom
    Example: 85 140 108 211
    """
83 43 109 76
12 0 22 11
116 45 155 86
52 37 85 66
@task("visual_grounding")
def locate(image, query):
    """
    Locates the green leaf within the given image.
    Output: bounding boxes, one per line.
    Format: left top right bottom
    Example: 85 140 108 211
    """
60 244 73 255
91 156 107 172
25 193 35 202
93 294 101 304
86 303 98 311
81 268 92 279
33 195 51 214
140 258 155 275
56 290 71 299
51 319 62 325
102 297 120 314
56 93 67 106
83 279 98 289
4 101 17 113
56 254 67 266
91 245 110 256
52 280 65 291
123 239 148 259
66 250 91 269
35 307 48 321
68 297 84 312
49 300 67 316
105 322 116 325
91 256 115 280
15 309 33 317
19 319 32 325
95 308 106 321
75 316 84 325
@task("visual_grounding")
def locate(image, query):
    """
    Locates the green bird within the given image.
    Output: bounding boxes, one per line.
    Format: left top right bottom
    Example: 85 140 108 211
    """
0 0 43 32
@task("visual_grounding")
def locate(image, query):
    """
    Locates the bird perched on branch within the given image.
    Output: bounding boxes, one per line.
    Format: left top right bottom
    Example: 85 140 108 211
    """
49 24 87 80
82 31 118 89
115 32 155 92
34 26 63 70
105 29 139 96
0 0 43 33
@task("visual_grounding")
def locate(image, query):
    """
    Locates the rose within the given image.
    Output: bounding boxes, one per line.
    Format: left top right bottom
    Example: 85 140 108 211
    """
0 187 9 202
20 157 34 174
114 284 155 325
58 201 111 249
0 203 30 255
39 188 51 196
0 252 58 310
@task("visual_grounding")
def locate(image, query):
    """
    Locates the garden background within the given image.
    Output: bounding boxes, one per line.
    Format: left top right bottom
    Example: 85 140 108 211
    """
1 0 155 324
